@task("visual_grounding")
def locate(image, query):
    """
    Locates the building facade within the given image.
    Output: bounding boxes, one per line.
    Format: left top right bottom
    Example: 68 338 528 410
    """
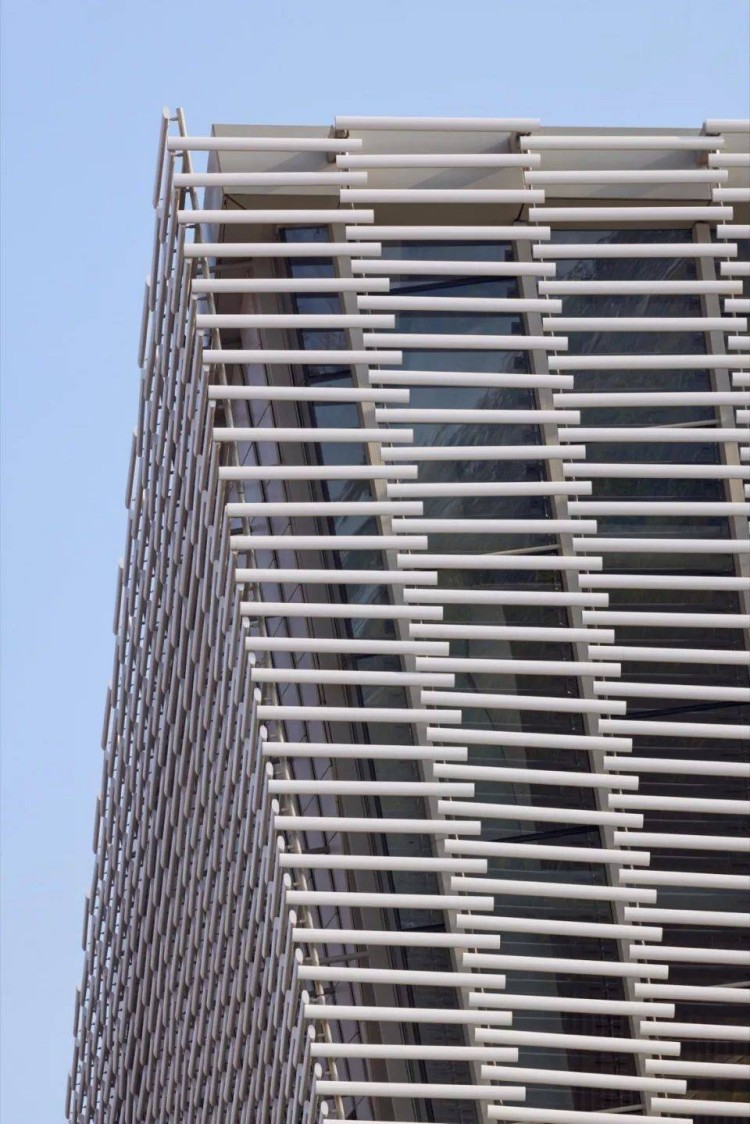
68 113 750 1124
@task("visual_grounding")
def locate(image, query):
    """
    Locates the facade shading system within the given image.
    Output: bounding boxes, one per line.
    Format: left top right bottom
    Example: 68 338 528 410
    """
68 112 750 1124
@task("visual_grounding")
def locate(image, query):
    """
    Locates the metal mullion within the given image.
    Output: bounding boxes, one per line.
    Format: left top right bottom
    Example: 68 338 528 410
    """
515 233 652 1111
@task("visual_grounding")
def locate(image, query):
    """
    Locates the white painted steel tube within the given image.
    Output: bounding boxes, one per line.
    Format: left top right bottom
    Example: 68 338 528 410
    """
425 694 625 718
168 136 364 152
566 463 750 478
268 779 469 795
577 537 748 553
646 1060 750 1078
231 535 426 550
204 349 402 365
379 410 579 425
615 831 750 853
229 501 422 517
335 115 540 130
394 517 592 533
585 609 750 627
311 1043 518 1061
221 465 418 480
556 392 749 407
488 1110 672 1124
620 869 749 889
604 754 750 775
304 1003 513 1027
469 992 673 1017
210 385 409 402
563 429 749 444
589 645 750 665
274 816 481 835
179 207 374 223
541 280 742 294
405 589 605 606
300 964 506 987
531 205 732 222
582 573 750 588
451 875 651 901
434 762 635 788
355 259 556 276
339 154 539 168
294 928 500 949
640 1021 750 1041
572 501 749 515
192 277 391 293
363 332 566 351
461 951 664 977
445 838 649 865
552 355 748 370
288 892 494 912
246 638 449 656
521 134 723 149
528 169 727 183
457 913 658 940
546 316 744 332
200 312 392 328
384 446 587 462
281 856 485 874
349 225 549 240
427 728 634 755
475 1026 675 1055
479 1065 683 1094
413 623 613 642
187 244 381 260
262 707 464 729
538 243 737 259
361 296 561 312
174 171 368 187
242 602 438 620
443 804 643 831
458 912 656 939
235 568 436 585
315 1080 523 1101
390 482 592 498
342 188 542 203
632 924 743 955
265 744 468 761
252 668 455 688
602 719 749 740
651 1098 749 1117
399 554 600 573
418 657 620 678
635 983 750 1003
371 369 573 388
624 907 749 927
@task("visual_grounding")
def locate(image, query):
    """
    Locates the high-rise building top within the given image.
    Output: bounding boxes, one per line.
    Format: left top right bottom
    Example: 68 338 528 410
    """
68 112 749 1124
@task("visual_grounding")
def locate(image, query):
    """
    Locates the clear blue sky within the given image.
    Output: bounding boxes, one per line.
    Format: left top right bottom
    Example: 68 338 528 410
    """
1 0 748 1119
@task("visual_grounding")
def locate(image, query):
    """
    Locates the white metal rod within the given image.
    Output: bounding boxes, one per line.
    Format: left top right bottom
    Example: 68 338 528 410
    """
378 409 579 425
338 154 539 168
461 951 663 978
425 693 625 718
479 1064 682 1094
335 115 540 130
348 225 549 240
475 1026 675 1055
457 912 658 940
210 385 409 403
405 588 605 606
527 169 727 183
354 259 556 277
274 815 481 835
604 754 749 775
174 171 368 187
215 426 412 443
521 134 724 149
359 295 560 312
343 188 543 204
469 992 673 1017
228 500 421 517
235 568 436 585
370 369 573 388
168 136 364 152
590 645 750 665
440 800 640 829
280 855 484 874
540 279 742 294
445 838 648 866
389 482 592 498
204 349 402 365
433 761 634 787
192 276 390 293
231 535 426 550
418 657 620 678
293 928 500 949
531 205 732 222
304 1003 513 1026
615 830 749 853
566 462 749 478
180 207 374 223
264 743 468 761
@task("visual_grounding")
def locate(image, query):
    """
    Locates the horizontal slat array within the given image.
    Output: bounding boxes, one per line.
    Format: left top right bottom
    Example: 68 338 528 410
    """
70 111 750 1124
